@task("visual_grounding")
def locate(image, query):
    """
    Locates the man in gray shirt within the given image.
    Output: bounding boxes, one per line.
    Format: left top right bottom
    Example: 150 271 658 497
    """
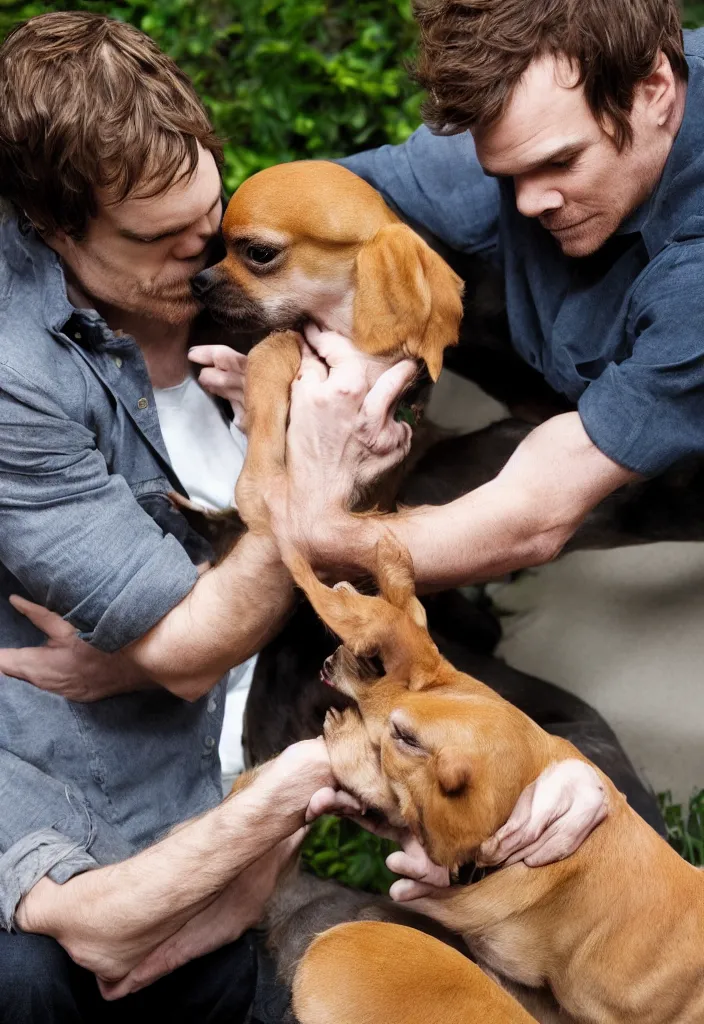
0 11 610 1021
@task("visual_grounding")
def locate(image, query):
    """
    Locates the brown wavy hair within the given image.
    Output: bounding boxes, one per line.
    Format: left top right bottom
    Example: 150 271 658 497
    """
413 0 687 148
0 12 223 239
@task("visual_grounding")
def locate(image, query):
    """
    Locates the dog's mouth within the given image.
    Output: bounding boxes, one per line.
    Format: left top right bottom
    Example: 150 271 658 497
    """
320 656 335 687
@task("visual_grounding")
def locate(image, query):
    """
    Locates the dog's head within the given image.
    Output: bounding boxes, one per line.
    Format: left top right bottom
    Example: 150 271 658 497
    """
287 539 551 870
192 161 464 381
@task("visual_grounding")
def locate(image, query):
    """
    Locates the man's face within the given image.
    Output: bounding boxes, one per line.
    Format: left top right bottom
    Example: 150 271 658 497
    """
474 55 677 257
50 144 222 325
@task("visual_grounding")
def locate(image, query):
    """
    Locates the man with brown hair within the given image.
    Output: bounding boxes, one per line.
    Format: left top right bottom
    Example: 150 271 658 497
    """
285 0 704 591
0 11 605 1022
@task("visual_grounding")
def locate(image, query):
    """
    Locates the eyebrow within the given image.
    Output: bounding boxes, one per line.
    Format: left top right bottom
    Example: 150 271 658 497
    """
482 143 585 179
120 191 223 243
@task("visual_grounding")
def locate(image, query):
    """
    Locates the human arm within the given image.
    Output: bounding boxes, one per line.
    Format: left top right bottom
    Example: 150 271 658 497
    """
15 739 333 986
0 361 291 701
278 336 638 586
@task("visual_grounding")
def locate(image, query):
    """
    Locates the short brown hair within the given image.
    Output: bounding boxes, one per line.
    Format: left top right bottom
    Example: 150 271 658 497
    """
0 12 223 239
413 0 688 148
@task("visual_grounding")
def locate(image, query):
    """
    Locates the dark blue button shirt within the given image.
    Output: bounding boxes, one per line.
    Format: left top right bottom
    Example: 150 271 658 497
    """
0 212 226 929
342 28 704 477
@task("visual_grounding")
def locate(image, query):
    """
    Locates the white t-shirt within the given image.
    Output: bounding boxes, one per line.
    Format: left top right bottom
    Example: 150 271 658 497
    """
154 375 256 785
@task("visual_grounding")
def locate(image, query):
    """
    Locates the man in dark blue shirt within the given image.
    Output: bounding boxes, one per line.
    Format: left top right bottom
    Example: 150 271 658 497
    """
282 2 704 590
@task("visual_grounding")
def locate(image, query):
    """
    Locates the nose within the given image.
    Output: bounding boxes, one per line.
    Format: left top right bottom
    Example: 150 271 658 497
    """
514 176 564 219
190 269 217 300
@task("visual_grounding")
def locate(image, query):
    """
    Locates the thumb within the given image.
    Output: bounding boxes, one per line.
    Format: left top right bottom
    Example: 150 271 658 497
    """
9 595 76 640
361 359 418 428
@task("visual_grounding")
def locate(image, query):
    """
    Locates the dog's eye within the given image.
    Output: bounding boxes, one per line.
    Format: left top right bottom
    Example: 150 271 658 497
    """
246 244 279 265
391 721 421 749
368 655 384 676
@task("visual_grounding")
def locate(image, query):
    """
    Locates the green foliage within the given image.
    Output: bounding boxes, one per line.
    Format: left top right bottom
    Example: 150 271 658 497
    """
0 0 423 192
302 815 399 894
659 789 704 867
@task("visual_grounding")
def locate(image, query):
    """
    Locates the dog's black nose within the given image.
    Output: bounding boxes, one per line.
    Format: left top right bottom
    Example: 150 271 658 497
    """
191 269 216 299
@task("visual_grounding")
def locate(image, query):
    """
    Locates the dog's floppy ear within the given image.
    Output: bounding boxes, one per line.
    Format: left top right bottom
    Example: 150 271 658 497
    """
435 747 471 797
282 542 438 675
353 223 464 381
374 534 427 629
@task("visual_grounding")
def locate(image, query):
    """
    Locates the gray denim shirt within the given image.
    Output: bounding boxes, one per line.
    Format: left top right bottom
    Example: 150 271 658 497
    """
0 215 227 929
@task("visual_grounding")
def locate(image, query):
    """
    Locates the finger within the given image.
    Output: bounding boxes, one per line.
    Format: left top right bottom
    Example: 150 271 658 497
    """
197 366 243 393
303 325 358 367
305 787 362 823
361 359 418 429
386 850 450 887
477 785 544 866
515 800 609 868
0 647 55 684
188 345 247 370
389 878 439 902
9 595 76 640
346 814 403 843
295 340 328 386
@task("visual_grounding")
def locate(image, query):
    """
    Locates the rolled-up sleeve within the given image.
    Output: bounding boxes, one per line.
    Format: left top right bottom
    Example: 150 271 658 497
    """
0 749 132 931
339 125 500 256
0 363 198 652
579 241 704 476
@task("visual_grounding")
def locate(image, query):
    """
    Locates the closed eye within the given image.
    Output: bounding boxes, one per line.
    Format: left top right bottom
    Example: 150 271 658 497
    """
391 720 422 750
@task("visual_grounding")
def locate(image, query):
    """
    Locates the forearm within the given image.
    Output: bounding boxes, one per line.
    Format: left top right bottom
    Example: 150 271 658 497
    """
328 413 638 589
390 479 563 587
17 744 329 976
128 532 293 698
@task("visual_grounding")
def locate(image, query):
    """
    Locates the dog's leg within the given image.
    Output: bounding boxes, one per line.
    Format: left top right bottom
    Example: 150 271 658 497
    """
235 330 302 535
292 921 536 1024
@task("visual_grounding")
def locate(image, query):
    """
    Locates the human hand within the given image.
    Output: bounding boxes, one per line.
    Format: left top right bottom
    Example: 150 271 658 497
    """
350 813 450 901
289 324 416 500
476 759 609 868
270 325 416 566
98 828 304 1000
0 595 147 701
188 344 247 426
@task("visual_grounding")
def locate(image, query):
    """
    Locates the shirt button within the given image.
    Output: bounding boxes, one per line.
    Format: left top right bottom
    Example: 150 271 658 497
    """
113 356 123 369
204 735 215 749
207 697 217 714
74 331 82 341
137 397 148 410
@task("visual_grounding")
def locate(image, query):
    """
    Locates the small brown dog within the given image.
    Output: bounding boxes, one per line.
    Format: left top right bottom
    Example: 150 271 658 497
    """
284 540 704 1024
190 161 464 535
193 160 464 380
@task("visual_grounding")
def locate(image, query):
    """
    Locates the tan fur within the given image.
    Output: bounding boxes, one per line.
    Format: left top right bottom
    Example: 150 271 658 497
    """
293 921 534 1024
218 161 463 379
286 539 704 1024
204 161 463 534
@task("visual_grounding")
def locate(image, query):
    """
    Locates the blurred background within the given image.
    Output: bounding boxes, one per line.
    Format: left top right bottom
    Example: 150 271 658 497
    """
0 0 702 861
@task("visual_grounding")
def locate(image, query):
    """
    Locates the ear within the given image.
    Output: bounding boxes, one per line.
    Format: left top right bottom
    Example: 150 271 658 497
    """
374 533 427 629
283 545 439 674
353 224 464 381
435 746 471 797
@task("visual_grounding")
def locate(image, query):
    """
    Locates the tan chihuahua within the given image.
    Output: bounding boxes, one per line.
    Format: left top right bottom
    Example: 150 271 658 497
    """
192 160 464 381
284 538 704 1024
189 161 465 535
